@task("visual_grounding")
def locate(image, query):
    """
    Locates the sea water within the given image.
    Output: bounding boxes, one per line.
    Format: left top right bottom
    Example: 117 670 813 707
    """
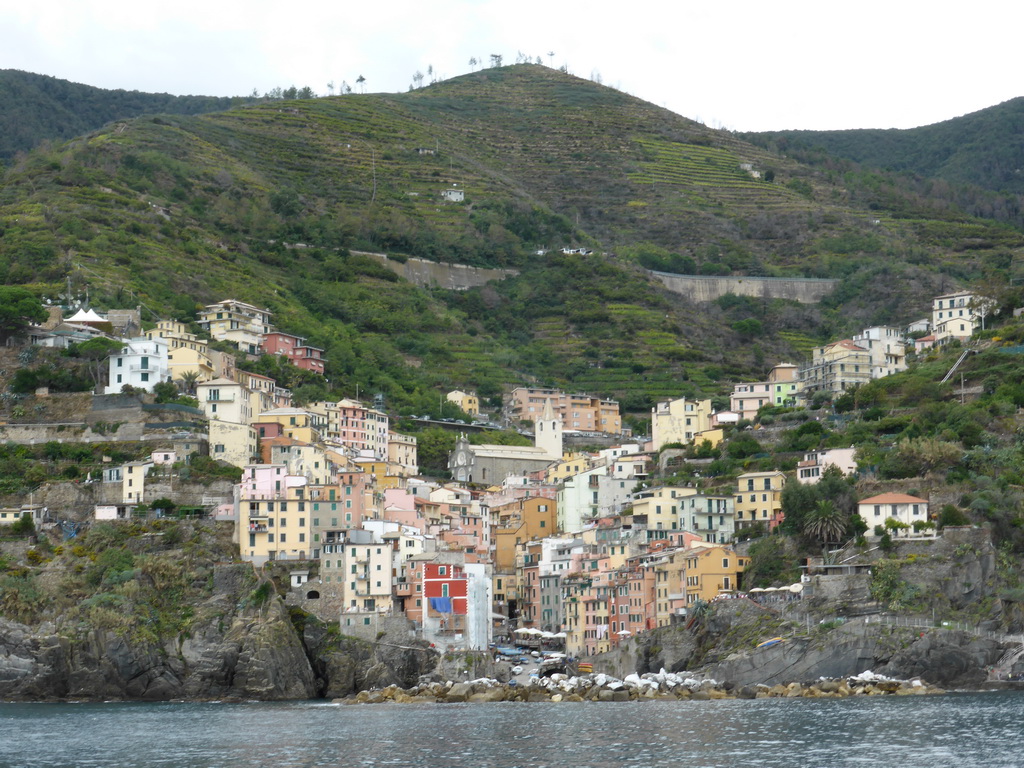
1 691 1021 768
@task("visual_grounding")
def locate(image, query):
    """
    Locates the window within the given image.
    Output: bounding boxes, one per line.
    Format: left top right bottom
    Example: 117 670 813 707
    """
438 566 446 576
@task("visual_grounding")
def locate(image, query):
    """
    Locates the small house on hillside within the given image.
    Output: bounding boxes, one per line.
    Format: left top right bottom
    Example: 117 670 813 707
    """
857 493 932 537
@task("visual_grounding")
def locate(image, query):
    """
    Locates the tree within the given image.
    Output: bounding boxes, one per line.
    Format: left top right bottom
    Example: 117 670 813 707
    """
66 337 123 390
969 294 999 331
152 381 179 403
412 70 424 89
490 54 503 68
415 427 456 477
803 500 847 546
177 370 201 395
356 75 366 93
732 318 763 338
0 287 46 343
9 512 35 538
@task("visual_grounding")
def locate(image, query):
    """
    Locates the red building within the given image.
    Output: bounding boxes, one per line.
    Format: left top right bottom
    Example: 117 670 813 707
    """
262 331 326 375
423 562 468 616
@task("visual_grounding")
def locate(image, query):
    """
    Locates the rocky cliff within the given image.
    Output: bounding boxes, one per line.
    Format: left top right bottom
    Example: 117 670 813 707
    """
0 521 440 702
609 529 1021 689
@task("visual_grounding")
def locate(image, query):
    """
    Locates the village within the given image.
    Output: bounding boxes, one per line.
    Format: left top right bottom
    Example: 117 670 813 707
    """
0 288 992 660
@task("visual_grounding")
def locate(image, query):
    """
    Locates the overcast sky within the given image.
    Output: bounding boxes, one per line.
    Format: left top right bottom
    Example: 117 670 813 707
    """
4 0 1021 132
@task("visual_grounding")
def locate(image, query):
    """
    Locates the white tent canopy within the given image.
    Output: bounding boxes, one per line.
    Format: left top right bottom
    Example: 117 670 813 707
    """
66 308 106 323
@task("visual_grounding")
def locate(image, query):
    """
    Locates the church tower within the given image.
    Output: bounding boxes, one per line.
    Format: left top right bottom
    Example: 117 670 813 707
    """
534 399 563 460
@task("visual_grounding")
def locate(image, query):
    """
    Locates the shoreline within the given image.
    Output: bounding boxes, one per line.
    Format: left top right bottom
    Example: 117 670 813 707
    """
8 678 1024 705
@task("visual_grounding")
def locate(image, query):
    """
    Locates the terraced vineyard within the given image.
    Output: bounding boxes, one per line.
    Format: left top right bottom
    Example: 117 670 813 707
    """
4 63 1021 423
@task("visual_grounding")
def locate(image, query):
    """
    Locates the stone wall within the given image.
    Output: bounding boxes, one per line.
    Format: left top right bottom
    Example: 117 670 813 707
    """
359 251 519 290
0 395 204 446
651 271 839 304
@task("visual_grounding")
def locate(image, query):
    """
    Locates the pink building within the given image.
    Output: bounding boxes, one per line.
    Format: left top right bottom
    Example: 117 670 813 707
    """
262 331 326 375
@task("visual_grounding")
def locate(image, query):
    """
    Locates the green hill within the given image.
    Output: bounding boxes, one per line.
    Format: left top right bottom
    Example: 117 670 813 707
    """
741 97 1024 201
2 64 1023 420
0 69 255 165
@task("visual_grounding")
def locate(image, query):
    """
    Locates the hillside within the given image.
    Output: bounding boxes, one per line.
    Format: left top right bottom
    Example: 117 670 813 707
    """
741 97 1024 219
0 69 253 165
2 64 1023 416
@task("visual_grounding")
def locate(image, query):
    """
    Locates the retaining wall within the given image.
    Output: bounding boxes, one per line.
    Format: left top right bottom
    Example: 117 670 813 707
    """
651 271 839 304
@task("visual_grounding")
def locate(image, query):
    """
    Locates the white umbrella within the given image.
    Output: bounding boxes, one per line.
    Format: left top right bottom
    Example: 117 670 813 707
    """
616 629 632 636
749 587 765 593
540 631 555 639
513 627 531 634
553 632 567 638
789 583 804 593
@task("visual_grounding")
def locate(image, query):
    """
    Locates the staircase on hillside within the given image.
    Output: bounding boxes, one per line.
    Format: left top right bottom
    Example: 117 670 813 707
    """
941 348 975 384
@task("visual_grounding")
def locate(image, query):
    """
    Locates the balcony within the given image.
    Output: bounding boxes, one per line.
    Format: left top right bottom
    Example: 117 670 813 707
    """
248 524 268 533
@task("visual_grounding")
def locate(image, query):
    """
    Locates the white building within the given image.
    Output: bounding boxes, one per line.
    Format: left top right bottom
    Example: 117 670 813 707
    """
197 299 273 355
196 378 252 425
796 448 858 484
932 291 981 343
857 493 931 537
104 337 172 394
851 326 907 379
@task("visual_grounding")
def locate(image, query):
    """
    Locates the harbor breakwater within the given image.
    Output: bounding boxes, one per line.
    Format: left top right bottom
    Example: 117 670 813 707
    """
344 670 943 704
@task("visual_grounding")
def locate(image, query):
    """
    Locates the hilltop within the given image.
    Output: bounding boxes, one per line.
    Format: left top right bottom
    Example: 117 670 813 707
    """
2 64 1023 414
0 69 252 165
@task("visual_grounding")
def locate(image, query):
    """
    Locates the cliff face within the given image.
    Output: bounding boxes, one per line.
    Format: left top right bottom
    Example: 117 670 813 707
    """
0 523 438 702
0 580 439 702
616 530 1016 689
0 571 314 701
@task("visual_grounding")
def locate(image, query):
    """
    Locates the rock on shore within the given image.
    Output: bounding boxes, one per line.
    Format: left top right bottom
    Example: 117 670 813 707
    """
341 669 944 704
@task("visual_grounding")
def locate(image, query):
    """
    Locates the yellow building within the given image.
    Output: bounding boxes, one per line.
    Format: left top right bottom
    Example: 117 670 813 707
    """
734 471 787 530
544 452 594 484
492 497 558 571
387 432 418 477
197 299 273 355
256 407 323 444
446 390 480 416
209 419 259 469
629 486 698 531
238 468 316 565
652 549 688 627
146 320 216 383
235 370 277 418
651 397 713 450
682 545 748 602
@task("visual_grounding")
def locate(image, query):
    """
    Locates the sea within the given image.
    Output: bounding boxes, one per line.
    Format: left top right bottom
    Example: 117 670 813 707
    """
1 691 1021 768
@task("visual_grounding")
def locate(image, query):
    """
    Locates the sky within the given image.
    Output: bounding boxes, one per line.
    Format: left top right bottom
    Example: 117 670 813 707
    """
4 0 1022 132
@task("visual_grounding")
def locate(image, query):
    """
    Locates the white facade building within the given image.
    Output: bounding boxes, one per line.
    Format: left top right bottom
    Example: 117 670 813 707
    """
104 337 171 394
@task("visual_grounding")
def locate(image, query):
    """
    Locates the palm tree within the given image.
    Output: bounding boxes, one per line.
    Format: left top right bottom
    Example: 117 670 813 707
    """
177 370 201 396
803 500 847 546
